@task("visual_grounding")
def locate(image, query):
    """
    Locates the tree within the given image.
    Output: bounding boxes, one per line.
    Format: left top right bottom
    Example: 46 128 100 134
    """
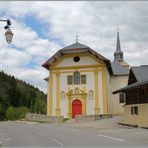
0 104 5 120
34 93 46 114
0 71 47 120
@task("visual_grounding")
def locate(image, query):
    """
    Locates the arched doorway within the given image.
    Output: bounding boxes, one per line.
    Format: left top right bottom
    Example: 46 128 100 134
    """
72 99 82 118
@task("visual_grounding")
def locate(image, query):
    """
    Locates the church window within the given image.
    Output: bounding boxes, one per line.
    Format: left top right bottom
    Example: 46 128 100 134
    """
67 75 73 85
74 71 80 84
73 56 80 62
81 75 86 84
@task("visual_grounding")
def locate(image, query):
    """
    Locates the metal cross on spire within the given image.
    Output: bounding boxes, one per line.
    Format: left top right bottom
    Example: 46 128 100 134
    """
75 35 79 43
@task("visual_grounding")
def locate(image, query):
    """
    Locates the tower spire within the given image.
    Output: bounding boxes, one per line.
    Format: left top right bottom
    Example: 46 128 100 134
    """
114 25 123 62
116 27 121 51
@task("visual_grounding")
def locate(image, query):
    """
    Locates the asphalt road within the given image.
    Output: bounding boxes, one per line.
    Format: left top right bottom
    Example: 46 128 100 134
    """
0 121 148 147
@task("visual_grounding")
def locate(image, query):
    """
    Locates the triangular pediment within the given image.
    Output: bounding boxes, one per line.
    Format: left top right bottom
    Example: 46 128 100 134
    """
42 42 111 70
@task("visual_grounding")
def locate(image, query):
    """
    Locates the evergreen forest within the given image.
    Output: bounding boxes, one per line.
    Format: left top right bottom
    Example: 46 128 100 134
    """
0 71 47 120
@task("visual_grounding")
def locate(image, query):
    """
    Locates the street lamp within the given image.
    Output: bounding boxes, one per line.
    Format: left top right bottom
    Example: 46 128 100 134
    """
0 19 13 44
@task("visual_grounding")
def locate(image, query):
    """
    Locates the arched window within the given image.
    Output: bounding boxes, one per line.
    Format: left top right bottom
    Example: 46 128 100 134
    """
74 71 80 85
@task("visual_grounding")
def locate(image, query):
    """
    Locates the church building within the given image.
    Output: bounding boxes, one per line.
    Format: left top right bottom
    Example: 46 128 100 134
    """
42 31 129 118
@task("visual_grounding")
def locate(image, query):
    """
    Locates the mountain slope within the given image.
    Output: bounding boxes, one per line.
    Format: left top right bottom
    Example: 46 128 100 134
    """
0 71 47 120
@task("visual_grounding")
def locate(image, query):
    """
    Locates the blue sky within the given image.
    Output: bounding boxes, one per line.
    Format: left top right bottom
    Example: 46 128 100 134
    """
25 15 48 39
0 1 148 92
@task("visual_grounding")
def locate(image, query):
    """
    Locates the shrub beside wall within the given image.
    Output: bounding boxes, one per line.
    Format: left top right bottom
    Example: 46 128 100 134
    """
6 106 29 120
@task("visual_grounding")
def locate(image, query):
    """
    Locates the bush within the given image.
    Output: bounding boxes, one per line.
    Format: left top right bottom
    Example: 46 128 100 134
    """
6 106 29 120
17 107 29 119
6 106 17 120
34 98 46 114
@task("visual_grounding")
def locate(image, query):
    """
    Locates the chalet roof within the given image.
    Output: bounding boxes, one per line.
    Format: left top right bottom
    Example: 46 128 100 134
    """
111 62 129 76
113 65 148 94
113 80 148 94
131 65 148 82
42 42 112 74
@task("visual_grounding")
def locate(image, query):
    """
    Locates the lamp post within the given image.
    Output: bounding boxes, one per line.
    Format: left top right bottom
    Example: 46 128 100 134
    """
0 19 13 44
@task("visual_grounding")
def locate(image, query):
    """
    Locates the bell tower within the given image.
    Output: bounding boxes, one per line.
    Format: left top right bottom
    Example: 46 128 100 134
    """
114 27 129 69
114 30 124 62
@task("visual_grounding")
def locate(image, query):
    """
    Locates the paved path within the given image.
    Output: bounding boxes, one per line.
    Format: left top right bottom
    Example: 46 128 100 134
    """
64 115 124 130
0 120 148 147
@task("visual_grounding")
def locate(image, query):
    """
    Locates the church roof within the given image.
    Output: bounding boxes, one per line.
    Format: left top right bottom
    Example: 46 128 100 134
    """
115 61 129 67
111 62 129 76
42 42 112 74
62 42 89 50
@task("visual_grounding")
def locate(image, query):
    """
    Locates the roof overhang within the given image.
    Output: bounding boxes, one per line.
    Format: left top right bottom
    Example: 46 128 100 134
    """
112 80 148 94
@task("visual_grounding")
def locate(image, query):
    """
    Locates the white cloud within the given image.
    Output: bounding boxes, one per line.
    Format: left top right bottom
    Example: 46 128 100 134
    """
15 67 47 92
0 48 31 67
25 38 61 57
11 19 38 49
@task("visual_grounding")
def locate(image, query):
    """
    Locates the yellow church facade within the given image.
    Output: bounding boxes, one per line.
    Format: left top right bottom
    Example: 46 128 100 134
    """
42 32 129 118
43 44 110 118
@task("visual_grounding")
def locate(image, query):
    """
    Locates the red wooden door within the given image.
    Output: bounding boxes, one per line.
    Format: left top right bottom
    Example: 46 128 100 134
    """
72 99 82 118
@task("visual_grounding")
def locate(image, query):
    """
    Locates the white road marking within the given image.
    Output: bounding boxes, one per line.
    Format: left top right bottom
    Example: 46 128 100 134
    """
49 137 64 146
0 141 2 144
98 134 125 142
30 130 64 146
97 129 134 133
25 121 38 124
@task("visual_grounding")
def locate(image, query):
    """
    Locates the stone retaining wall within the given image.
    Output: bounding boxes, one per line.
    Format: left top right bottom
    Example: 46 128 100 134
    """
75 114 112 122
25 113 64 123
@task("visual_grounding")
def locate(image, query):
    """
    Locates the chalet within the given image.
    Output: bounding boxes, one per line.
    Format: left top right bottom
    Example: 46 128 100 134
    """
113 66 148 127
